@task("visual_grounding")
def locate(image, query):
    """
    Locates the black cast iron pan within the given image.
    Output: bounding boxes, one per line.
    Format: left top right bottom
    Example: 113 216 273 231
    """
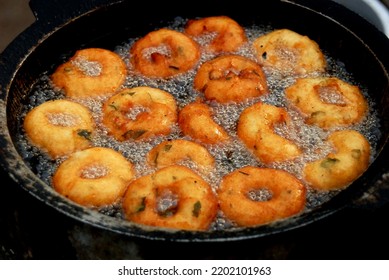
0 0 388 242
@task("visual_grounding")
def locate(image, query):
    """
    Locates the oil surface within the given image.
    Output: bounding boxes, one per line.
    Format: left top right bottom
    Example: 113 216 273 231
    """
16 17 381 230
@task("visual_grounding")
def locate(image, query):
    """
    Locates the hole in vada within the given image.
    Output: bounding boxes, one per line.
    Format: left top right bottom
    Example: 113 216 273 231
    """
317 85 347 106
247 188 273 202
71 56 102 77
125 105 150 121
80 164 109 179
156 190 179 217
47 113 81 127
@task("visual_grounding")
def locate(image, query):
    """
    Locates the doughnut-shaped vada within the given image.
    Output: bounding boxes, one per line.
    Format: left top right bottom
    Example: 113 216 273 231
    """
102 86 177 141
185 16 247 53
130 28 201 78
122 165 218 231
178 101 229 144
53 147 135 207
194 54 268 103
285 77 368 129
237 103 302 164
24 99 95 158
146 139 215 173
252 29 326 75
51 48 127 98
303 130 371 191
218 166 306 227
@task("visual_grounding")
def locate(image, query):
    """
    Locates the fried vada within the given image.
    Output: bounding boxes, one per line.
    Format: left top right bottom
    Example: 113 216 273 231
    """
237 103 302 164
51 48 127 98
23 99 95 158
185 16 247 53
194 54 268 103
122 165 218 231
53 147 135 207
130 28 200 78
102 86 177 141
252 29 326 75
218 166 306 227
285 77 368 129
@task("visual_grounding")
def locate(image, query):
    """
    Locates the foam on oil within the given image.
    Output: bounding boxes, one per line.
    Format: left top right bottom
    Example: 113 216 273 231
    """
16 17 381 230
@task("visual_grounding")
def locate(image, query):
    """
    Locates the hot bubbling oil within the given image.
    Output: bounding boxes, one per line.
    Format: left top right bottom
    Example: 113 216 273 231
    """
16 17 381 230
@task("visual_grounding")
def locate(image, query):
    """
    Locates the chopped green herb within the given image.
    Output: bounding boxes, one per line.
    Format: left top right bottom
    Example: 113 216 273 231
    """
122 91 136 96
169 65 180 70
311 111 326 118
192 201 201 217
164 144 173 152
136 197 146 212
109 103 118 110
123 129 147 140
77 129 92 141
154 152 159 165
320 157 340 168
351 149 361 159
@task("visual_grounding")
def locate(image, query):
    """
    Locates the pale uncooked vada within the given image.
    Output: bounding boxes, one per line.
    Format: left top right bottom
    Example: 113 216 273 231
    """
146 139 215 173
53 147 135 207
218 166 306 227
285 77 368 129
178 101 229 144
102 86 177 141
51 48 127 98
252 29 326 75
303 130 371 191
23 99 95 159
130 28 200 78
237 103 302 164
122 165 218 231
194 54 268 103
185 16 247 53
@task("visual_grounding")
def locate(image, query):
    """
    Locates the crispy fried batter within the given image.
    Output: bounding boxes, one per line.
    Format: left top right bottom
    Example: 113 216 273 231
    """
194 54 268 103
178 101 229 144
218 166 306 227
253 29 326 75
53 147 135 207
285 77 368 129
130 28 200 78
303 130 371 190
122 165 218 231
24 99 95 158
51 48 127 98
146 139 215 173
237 103 302 164
185 16 247 53
102 86 177 141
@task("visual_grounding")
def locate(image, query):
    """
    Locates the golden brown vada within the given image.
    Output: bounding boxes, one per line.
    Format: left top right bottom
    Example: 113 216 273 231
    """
102 86 177 141
303 130 371 191
194 54 268 103
285 77 368 129
252 29 326 75
130 28 201 78
23 99 95 159
178 101 229 144
53 147 135 207
51 48 127 98
237 103 302 164
184 16 247 53
122 165 218 231
218 166 306 227
146 139 215 172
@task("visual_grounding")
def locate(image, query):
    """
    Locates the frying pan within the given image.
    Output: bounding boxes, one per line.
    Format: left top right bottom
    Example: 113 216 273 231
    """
0 0 388 244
